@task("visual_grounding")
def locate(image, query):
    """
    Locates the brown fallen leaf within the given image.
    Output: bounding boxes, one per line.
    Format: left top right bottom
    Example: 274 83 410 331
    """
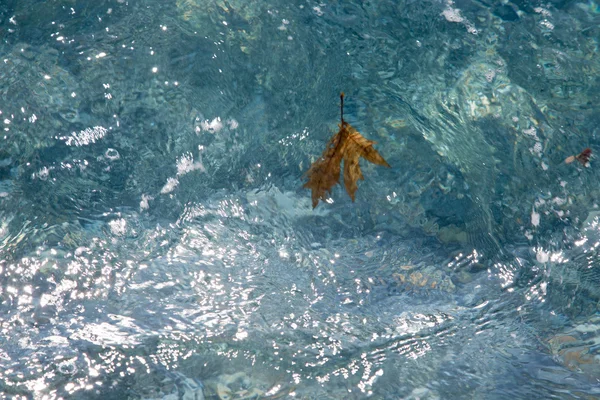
576 148 592 165
303 93 390 208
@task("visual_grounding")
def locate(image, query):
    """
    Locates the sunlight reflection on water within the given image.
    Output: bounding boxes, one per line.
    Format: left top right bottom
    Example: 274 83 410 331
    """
1 0 600 398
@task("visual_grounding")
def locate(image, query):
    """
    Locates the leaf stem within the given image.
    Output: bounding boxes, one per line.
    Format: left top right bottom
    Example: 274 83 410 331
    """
340 92 345 125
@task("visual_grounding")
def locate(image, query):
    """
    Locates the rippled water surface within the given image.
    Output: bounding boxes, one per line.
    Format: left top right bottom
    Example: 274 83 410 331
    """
2 0 600 398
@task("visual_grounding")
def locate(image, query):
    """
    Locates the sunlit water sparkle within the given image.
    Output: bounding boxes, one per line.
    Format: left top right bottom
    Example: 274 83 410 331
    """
1 0 600 399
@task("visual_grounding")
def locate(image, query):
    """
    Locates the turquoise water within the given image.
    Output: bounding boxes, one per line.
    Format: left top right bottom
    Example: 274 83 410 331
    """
1 0 600 398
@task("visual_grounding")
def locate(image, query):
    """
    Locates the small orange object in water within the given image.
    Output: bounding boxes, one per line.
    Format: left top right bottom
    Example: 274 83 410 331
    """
565 148 592 165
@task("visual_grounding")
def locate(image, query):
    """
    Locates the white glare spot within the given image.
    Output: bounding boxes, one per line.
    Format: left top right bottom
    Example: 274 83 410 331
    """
38 167 50 180
176 152 205 175
140 194 153 210
61 126 107 146
152 67 158 73
442 6 463 23
200 117 223 133
227 119 239 129
105 148 120 160
531 209 540 227
523 127 537 137
161 177 179 194
540 20 554 30
235 330 248 340
534 7 551 17
96 52 107 58
109 218 127 236
536 248 549 263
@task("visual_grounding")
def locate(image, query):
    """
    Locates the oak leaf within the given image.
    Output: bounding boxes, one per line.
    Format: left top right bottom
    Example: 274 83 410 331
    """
303 93 390 208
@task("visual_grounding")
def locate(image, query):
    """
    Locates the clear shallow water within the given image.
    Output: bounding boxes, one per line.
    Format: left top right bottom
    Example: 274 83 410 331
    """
1 0 600 398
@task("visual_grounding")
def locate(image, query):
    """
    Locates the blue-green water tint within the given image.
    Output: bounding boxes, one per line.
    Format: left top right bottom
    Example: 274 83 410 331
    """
1 0 600 398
